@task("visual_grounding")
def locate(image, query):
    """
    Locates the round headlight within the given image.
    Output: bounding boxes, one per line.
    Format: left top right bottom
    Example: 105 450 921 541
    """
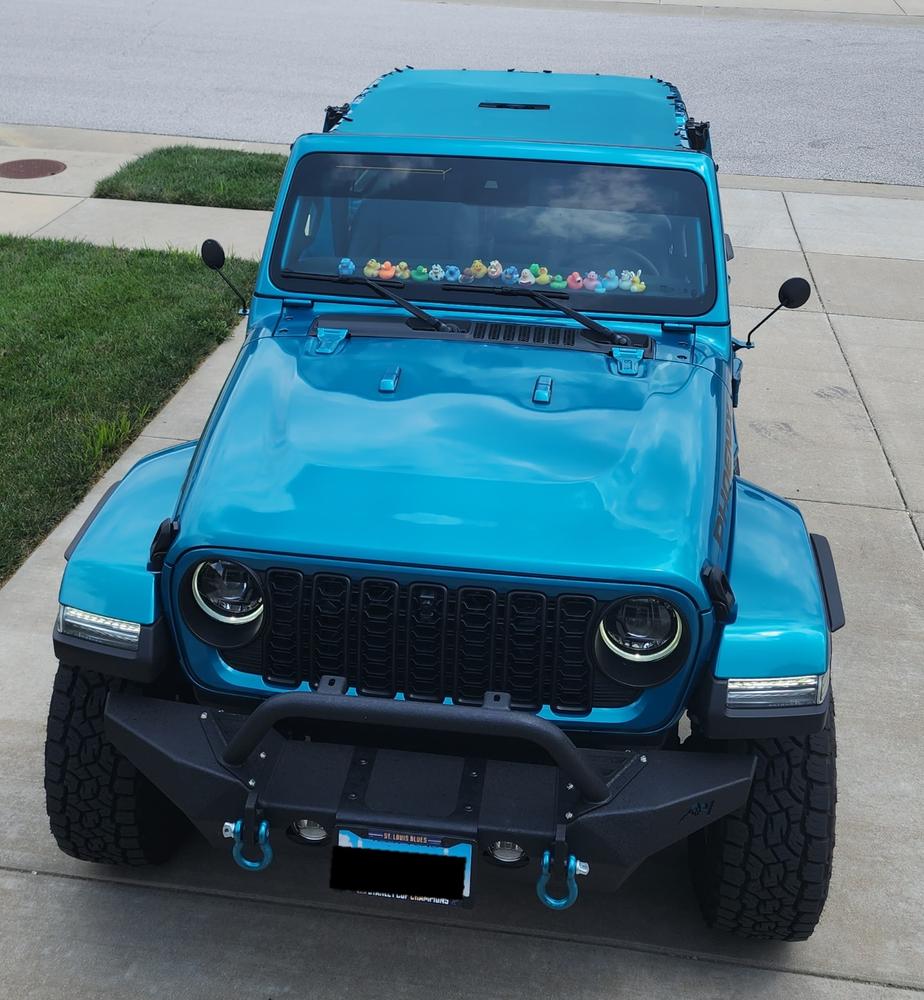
192 560 263 624
598 597 682 662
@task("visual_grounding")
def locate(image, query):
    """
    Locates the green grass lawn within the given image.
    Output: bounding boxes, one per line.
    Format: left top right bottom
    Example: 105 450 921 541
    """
94 146 287 211
0 235 257 582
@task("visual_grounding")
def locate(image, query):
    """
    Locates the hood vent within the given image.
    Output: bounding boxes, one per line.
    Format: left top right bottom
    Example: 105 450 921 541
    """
471 322 576 347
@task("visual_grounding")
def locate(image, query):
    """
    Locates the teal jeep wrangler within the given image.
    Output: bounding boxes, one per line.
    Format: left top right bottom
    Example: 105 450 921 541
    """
46 69 842 939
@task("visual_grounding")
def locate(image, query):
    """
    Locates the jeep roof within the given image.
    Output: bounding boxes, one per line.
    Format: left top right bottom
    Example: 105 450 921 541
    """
325 68 705 153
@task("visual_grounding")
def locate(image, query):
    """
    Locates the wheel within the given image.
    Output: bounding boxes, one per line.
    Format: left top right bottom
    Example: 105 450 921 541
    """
687 704 837 941
44 663 188 865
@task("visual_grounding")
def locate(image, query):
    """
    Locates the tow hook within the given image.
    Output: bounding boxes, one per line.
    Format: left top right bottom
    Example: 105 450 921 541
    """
536 827 589 910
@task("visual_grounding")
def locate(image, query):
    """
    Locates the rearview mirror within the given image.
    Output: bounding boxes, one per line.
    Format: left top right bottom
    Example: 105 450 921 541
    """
201 239 226 271
778 276 811 310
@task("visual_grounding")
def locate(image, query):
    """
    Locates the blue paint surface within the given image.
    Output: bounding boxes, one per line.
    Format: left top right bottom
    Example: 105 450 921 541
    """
60 443 195 624
172 334 726 605
715 480 829 679
334 70 694 152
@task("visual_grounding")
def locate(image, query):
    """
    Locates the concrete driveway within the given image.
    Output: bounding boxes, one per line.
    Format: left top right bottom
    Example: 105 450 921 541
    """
1 168 923 997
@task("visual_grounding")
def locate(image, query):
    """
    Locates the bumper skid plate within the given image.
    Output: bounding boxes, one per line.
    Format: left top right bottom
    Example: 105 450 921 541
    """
105 682 755 903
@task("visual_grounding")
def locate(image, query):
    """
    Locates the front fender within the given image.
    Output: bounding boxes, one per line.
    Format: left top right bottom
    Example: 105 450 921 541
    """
59 442 195 624
692 478 840 739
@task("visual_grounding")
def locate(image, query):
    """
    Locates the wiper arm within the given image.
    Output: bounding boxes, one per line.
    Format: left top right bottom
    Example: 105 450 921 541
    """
446 284 627 346
526 290 628 345
346 276 458 333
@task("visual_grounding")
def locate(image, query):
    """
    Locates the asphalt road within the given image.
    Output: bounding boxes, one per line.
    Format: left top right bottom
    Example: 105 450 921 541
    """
2 0 923 185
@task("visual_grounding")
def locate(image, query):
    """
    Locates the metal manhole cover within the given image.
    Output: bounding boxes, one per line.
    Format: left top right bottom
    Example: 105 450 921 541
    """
0 158 67 179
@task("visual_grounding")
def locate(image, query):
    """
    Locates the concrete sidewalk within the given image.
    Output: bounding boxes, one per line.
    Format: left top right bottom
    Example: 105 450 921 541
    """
1 124 923 998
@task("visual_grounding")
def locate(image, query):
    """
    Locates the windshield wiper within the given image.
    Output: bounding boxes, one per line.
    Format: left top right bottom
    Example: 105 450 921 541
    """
445 284 627 346
284 271 458 333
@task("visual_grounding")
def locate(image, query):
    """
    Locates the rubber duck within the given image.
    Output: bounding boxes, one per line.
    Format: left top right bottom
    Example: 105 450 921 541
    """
378 260 396 280
395 261 411 280
603 269 619 291
529 263 541 278
338 257 355 277
583 271 600 292
517 268 535 286
594 280 608 295
566 271 584 291
471 259 488 279
411 265 429 282
363 259 381 278
535 266 552 286
550 274 567 290
428 264 445 282
488 259 503 279
629 270 647 293
444 265 462 283
460 267 475 284
618 269 633 291
501 265 519 286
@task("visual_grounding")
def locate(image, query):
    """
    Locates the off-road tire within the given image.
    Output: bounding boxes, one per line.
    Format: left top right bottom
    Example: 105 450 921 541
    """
688 705 836 941
44 662 187 865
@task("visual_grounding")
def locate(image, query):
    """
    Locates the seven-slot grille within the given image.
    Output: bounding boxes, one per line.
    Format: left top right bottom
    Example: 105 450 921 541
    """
221 569 638 715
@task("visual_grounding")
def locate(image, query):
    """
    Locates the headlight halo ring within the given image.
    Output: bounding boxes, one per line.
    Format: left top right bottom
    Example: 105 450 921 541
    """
191 559 264 625
592 594 689 688
597 599 683 663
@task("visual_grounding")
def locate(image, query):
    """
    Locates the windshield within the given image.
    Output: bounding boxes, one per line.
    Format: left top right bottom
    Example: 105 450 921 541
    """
271 153 717 316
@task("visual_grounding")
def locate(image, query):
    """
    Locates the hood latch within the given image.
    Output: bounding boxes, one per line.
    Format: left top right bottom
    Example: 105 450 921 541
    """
315 327 350 354
610 346 645 376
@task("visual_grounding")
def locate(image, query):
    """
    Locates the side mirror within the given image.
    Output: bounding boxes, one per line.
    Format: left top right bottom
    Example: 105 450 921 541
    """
201 238 226 271
739 275 812 350
200 238 248 315
778 276 811 310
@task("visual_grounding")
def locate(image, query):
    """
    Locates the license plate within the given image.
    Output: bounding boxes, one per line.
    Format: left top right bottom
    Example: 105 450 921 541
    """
331 829 473 906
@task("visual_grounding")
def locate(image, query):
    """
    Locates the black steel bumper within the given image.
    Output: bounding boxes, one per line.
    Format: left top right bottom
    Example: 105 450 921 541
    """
105 680 755 890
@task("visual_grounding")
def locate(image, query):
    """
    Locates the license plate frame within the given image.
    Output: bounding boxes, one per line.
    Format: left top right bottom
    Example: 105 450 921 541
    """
331 828 474 906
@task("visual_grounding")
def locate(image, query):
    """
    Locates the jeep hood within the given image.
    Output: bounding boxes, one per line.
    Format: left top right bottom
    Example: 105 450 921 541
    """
175 335 727 607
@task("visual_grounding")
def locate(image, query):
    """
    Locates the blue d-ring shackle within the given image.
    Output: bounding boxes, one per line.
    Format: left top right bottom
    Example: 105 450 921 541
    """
536 850 579 910
231 818 274 872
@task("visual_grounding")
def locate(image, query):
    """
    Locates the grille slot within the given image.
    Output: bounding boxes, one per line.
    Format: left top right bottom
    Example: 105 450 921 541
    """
405 583 448 701
309 574 351 685
357 579 399 697
221 570 638 713
263 569 303 687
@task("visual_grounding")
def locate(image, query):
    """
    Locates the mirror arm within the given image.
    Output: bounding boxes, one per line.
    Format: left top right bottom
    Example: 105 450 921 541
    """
215 268 250 316
744 302 783 347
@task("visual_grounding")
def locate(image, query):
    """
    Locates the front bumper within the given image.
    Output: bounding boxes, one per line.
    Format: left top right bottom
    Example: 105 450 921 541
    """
105 680 755 901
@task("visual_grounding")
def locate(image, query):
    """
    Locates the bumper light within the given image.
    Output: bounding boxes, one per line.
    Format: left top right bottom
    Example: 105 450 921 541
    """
57 605 141 651
489 841 526 864
726 672 828 709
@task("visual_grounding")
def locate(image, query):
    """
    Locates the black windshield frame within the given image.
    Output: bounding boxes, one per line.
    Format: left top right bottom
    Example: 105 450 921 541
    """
269 152 718 318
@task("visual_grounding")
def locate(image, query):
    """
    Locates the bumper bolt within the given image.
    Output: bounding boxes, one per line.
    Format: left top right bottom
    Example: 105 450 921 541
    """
564 811 574 820
221 822 235 839
247 778 256 788
200 712 208 720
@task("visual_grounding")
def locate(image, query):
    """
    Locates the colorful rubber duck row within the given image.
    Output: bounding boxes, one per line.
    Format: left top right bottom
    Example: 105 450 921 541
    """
338 258 647 293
